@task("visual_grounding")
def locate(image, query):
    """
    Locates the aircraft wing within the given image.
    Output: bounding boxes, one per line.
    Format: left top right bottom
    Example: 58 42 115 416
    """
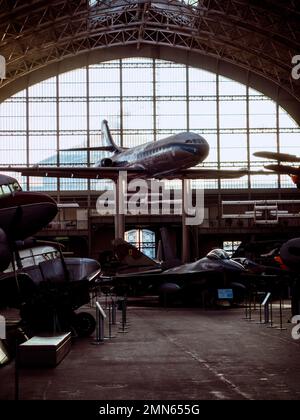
264 164 300 176
0 166 267 181
0 166 144 180
169 168 265 179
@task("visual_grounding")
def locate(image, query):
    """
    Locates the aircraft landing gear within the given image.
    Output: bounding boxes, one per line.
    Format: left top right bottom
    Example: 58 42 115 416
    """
72 312 96 337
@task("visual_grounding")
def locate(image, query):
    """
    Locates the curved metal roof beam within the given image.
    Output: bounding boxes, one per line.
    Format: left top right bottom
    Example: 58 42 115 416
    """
0 0 299 122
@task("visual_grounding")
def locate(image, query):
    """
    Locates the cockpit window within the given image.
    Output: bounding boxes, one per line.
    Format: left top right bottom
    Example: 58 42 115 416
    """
4 246 60 272
1 185 11 195
207 249 230 260
10 182 22 192
185 139 202 144
0 182 22 197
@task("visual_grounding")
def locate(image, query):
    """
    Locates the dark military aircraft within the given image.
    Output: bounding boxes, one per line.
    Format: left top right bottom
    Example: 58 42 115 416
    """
279 238 300 316
99 239 246 306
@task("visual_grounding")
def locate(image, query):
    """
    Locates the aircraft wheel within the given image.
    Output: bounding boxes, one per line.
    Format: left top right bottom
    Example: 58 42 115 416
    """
73 312 96 337
201 288 216 308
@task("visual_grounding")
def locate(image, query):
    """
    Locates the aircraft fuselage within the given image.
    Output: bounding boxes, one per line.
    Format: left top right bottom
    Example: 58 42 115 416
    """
97 132 209 177
0 190 58 240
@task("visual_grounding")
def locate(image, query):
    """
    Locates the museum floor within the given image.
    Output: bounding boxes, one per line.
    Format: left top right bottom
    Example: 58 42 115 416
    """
1 301 299 400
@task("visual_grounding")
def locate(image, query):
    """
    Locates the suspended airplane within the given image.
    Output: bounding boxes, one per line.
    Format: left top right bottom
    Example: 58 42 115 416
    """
0 174 57 240
0 120 257 181
254 151 300 189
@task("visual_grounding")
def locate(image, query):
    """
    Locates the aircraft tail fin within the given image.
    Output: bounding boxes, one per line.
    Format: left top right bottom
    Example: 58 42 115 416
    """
61 120 123 153
160 227 181 269
113 239 161 273
101 120 122 154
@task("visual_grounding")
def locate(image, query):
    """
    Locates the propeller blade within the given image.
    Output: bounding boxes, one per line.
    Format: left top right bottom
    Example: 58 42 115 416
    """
265 164 300 175
254 151 300 163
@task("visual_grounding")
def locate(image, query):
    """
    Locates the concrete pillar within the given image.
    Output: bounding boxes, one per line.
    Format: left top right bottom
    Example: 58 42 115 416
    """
182 179 190 263
114 176 125 240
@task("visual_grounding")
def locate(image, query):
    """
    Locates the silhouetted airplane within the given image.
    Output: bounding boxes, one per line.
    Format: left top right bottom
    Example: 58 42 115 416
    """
0 120 254 181
0 238 101 337
254 151 300 189
0 174 57 240
279 238 300 316
99 239 246 306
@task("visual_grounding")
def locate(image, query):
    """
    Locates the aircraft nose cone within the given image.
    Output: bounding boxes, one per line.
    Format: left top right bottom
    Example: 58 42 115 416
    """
280 238 300 270
0 192 58 240
183 137 210 159
196 141 210 159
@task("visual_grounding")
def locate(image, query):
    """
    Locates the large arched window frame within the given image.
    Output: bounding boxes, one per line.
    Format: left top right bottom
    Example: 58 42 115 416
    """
0 58 299 192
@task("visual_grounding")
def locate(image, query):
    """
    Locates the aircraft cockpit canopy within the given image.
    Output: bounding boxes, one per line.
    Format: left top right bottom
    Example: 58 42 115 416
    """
207 249 231 261
0 175 22 197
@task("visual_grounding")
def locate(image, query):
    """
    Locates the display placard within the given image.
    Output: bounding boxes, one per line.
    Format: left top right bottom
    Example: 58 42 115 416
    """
218 289 233 299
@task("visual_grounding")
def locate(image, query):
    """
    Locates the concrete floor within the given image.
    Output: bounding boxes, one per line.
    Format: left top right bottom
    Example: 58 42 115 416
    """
0 302 300 400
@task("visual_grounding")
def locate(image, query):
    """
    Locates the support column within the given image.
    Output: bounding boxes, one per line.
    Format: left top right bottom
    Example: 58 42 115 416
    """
114 176 125 240
182 179 190 263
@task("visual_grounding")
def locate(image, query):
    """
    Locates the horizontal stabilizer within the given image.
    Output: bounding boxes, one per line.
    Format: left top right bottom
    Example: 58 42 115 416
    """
61 120 124 154
61 146 116 152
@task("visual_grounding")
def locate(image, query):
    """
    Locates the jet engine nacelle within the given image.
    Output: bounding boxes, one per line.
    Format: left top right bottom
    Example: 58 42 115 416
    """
280 238 300 271
159 283 181 294
101 158 113 167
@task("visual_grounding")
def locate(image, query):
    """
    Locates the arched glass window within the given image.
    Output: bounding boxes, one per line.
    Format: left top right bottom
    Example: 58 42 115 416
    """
125 229 156 259
0 58 298 191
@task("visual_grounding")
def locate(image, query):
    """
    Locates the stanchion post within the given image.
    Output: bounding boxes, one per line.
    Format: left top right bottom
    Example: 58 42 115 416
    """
259 299 262 323
122 300 126 332
118 298 129 334
267 296 276 328
15 341 19 401
248 290 252 321
256 291 266 324
244 293 249 320
112 300 117 326
262 292 271 324
245 287 255 322
92 302 106 345
276 296 287 331
270 298 273 327
279 297 283 330
264 302 269 324
108 303 112 339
